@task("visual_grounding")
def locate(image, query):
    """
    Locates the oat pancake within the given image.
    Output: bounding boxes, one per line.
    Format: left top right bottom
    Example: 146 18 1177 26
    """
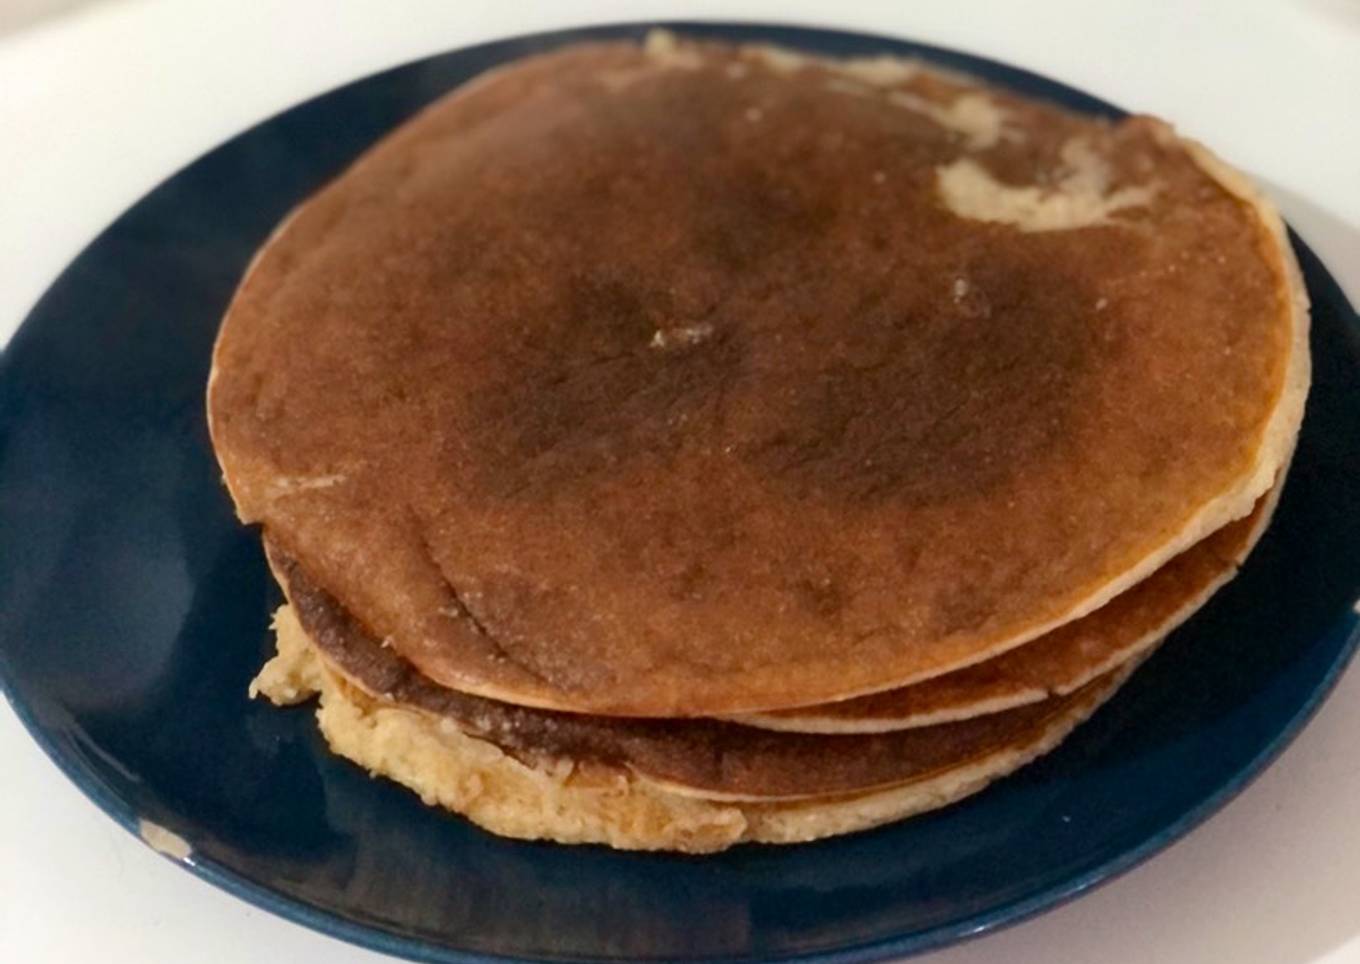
209 34 1308 716
733 482 1281 732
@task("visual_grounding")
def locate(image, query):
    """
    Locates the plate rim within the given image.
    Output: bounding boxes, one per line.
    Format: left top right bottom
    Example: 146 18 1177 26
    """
2 18 1359 964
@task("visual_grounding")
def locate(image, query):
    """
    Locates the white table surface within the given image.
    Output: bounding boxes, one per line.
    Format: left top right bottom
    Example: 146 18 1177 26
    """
2 1 1358 961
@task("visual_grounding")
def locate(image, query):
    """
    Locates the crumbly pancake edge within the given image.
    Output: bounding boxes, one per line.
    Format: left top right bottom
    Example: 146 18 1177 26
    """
252 610 1130 851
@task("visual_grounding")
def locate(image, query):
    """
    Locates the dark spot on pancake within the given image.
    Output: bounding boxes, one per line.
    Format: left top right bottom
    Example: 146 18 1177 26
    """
466 268 747 498
793 576 845 621
743 253 1102 506
691 166 837 273
463 243 1101 510
672 562 709 602
932 579 1000 637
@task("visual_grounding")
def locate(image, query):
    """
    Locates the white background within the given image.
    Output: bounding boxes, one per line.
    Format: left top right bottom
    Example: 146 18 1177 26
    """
2 1 1358 962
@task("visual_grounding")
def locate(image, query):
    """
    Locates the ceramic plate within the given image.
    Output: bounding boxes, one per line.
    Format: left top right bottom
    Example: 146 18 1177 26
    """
3 22 1359 964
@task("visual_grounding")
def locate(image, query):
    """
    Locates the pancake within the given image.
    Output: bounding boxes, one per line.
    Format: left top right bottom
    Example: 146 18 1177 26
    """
209 32 1308 718
732 480 1281 733
263 545 1124 801
255 603 1131 852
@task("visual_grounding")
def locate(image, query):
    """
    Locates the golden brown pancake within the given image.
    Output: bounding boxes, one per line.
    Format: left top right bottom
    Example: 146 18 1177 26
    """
733 483 1280 732
209 33 1307 717
254 613 1131 851
266 543 1122 801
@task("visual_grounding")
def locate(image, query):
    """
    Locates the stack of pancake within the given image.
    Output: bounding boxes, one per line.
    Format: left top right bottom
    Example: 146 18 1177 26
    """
208 32 1309 852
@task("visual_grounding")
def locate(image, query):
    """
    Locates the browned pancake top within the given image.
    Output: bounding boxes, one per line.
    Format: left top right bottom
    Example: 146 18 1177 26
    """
275 545 1111 799
210 38 1295 715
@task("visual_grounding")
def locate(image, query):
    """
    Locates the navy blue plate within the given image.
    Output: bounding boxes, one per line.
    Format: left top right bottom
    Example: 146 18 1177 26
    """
3 21 1359 964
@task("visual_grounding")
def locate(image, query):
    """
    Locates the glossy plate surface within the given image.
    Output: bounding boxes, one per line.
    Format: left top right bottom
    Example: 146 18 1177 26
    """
2 21 1359 964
